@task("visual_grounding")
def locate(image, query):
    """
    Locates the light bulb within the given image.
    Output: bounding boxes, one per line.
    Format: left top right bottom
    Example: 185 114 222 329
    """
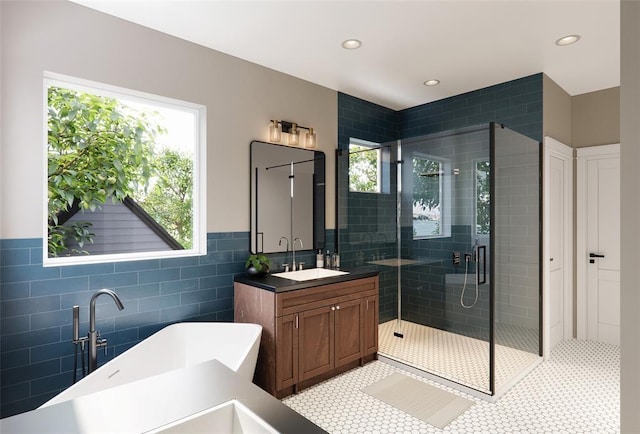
289 123 299 146
305 128 317 149
269 120 281 142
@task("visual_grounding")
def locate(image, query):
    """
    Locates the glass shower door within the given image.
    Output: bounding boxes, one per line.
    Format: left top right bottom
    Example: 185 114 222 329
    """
395 125 492 393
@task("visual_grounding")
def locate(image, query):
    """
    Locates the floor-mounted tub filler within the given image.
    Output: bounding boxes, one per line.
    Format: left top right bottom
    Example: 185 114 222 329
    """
43 322 263 407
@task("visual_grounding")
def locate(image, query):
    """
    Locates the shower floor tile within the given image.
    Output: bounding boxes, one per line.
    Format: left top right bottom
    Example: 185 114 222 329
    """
282 339 620 433
378 320 540 394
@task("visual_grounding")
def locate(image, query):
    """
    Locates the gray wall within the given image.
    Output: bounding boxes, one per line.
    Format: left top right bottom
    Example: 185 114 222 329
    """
572 87 620 148
542 74 572 146
620 0 640 431
0 1 338 241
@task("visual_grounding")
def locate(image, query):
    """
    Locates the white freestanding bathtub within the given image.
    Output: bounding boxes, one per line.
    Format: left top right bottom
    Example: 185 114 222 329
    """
41 322 262 408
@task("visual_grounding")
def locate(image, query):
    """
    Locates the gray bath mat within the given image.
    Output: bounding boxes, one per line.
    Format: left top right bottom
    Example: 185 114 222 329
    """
362 373 474 429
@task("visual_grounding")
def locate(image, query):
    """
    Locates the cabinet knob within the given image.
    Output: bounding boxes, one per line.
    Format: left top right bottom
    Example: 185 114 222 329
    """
336 305 340 310
331 306 335 311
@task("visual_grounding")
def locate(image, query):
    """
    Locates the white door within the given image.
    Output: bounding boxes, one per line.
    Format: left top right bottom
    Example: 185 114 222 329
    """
577 144 620 346
549 155 565 347
543 137 573 358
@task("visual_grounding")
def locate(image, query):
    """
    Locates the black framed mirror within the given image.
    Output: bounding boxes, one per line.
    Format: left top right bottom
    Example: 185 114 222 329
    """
250 140 325 254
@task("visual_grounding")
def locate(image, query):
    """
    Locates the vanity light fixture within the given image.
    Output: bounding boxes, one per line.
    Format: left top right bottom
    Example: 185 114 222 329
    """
268 119 318 148
555 34 580 46
341 39 362 50
269 120 282 142
424 79 440 86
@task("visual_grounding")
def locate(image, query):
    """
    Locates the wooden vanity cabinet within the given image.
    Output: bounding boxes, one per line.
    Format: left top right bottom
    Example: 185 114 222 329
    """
234 275 378 398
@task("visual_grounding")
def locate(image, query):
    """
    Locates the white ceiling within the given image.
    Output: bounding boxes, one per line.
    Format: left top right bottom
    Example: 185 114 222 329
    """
71 0 620 110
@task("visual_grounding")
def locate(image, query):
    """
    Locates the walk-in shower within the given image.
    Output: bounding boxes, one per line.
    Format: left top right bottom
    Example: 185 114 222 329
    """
336 123 541 397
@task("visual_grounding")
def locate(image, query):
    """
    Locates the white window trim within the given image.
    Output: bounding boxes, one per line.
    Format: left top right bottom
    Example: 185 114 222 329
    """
42 71 207 266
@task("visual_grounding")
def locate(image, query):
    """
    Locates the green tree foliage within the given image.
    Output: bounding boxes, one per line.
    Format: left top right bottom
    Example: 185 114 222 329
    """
138 149 193 249
412 158 441 211
349 145 379 192
476 160 491 234
47 86 163 256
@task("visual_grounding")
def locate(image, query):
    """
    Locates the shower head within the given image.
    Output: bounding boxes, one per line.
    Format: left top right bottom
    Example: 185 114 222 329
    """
418 168 460 177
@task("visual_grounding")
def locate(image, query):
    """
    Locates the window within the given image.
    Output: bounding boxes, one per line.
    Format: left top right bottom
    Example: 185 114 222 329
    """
349 138 381 193
44 72 206 266
475 159 490 235
412 155 451 239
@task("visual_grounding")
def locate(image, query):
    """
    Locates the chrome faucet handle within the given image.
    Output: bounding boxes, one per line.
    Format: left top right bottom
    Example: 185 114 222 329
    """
298 262 304 271
282 263 290 272
97 337 108 355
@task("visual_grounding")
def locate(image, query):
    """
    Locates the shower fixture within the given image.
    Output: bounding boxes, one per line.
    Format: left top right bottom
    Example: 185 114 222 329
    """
460 252 479 309
460 244 487 309
418 168 460 177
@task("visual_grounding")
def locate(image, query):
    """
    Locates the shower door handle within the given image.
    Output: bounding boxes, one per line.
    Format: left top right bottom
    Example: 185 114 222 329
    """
476 245 487 285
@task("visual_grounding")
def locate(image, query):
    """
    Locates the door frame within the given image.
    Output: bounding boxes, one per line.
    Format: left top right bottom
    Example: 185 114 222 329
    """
576 143 620 339
543 137 574 359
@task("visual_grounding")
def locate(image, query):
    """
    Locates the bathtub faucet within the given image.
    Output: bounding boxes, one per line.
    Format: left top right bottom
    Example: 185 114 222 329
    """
88 289 124 373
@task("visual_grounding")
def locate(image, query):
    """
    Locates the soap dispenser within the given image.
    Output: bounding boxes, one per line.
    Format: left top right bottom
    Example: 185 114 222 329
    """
316 250 324 268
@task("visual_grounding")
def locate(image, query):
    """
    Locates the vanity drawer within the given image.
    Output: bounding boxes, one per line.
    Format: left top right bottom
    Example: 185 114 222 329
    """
276 276 377 317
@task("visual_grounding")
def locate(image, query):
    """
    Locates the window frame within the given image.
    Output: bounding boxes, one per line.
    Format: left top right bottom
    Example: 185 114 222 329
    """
411 153 452 240
42 72 207 267
348 138 382 194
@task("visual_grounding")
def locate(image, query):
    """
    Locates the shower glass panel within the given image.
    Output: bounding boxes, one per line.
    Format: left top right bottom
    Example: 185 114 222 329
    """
397 125 492 393
337 123 541 397
493 124 541 392
337 139 399 323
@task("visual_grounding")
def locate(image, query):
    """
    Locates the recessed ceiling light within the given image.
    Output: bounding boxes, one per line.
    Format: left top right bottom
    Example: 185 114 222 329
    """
555 34 581 46
424 79 440 86
341 39 362 50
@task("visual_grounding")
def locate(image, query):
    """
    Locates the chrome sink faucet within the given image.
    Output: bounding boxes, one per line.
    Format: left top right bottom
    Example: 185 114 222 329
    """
88 289 124 373
292 237 303 270
279 236 290 270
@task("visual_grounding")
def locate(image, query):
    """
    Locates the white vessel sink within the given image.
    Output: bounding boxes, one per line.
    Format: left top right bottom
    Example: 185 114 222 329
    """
146 400 277 434
274 268 348 281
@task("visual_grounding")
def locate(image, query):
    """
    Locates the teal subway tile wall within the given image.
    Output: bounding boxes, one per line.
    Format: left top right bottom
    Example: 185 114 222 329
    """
397 73 543 142
337 73 543 337
0 232 249 417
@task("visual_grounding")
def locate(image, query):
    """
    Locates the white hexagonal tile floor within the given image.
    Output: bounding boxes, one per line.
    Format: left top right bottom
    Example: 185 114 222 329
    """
283 339 619 433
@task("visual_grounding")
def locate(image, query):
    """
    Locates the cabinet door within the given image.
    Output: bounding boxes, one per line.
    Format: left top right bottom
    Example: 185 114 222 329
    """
298 305 334 381
275 313 298 390
334 298 364 367
363 295 378 356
